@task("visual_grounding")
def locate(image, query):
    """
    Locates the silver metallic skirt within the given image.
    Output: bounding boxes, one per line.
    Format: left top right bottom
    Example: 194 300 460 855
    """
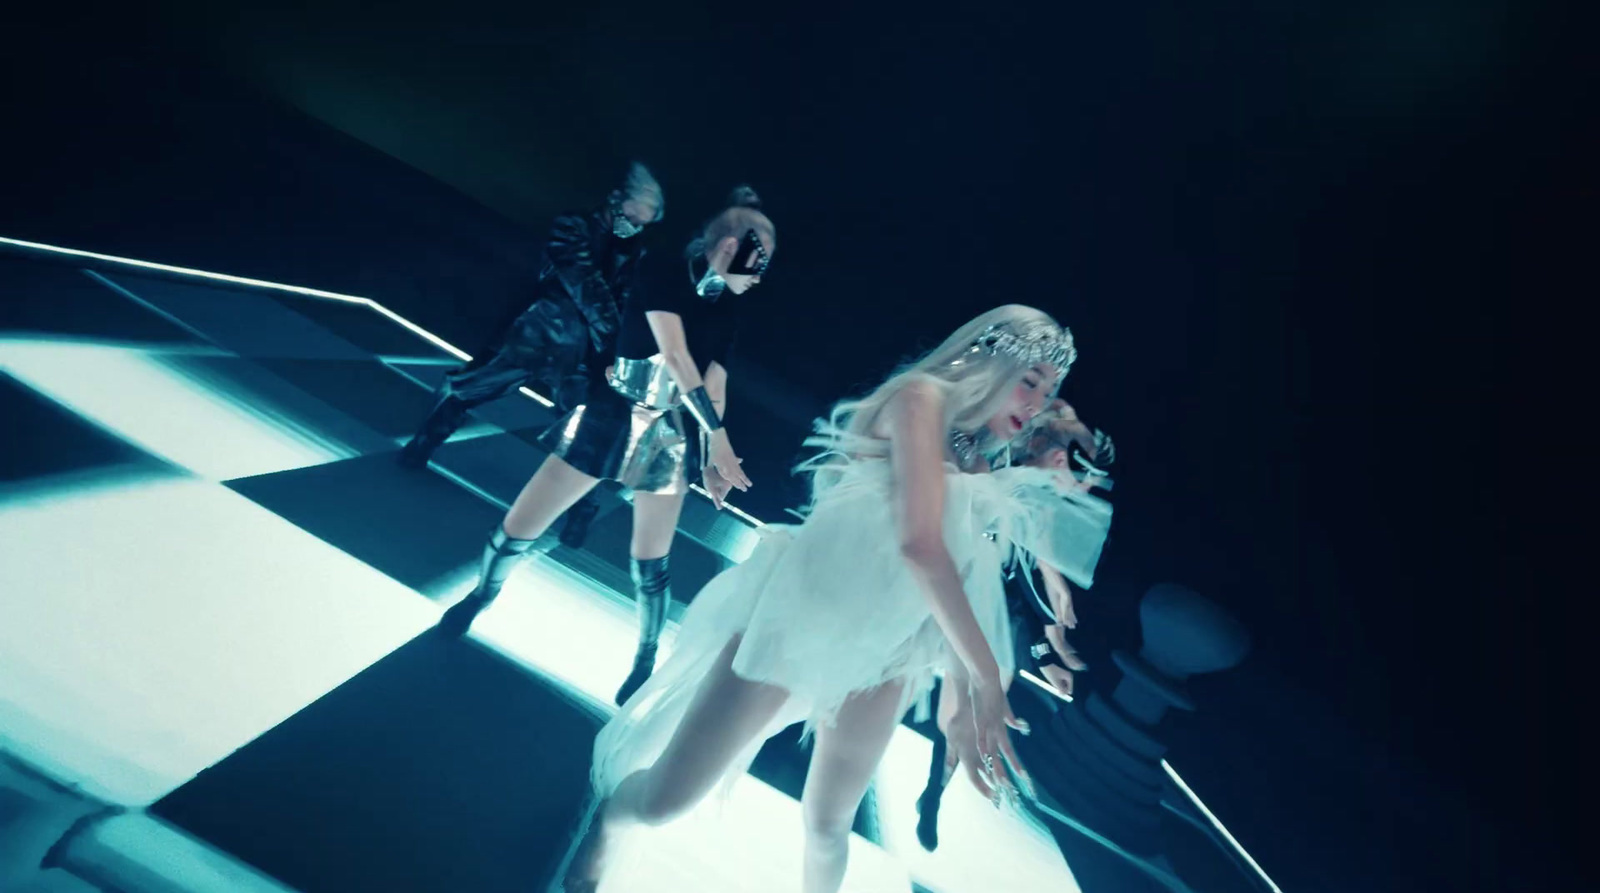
537 355 690 495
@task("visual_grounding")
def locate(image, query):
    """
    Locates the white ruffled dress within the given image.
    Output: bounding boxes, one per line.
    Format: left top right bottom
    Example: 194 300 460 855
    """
591 453 1112 797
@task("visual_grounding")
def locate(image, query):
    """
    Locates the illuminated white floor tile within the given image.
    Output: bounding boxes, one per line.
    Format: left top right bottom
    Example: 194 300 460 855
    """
0 477 437 805
603 777 910 893
0 340 349 481
875 730 1081 893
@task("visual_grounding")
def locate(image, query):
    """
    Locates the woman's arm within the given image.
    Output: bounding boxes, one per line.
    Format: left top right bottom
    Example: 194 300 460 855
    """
1037 561 1077 629
703 361 728 420
700 363 736 508
644 310 709 394
888 380 1004 689
645 313 751 490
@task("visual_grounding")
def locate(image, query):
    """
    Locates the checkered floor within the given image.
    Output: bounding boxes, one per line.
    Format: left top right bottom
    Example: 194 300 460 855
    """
0 254 1080 893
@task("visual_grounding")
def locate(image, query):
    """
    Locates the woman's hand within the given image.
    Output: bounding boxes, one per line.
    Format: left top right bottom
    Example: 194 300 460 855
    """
702 464 735 509
939 687 993 801
967 675 1033 805
1044 623 1087 672
706 429 752 491
1040 663 1076 698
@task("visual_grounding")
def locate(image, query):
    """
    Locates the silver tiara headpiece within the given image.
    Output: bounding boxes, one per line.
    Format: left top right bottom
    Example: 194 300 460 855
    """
951 319 1078 384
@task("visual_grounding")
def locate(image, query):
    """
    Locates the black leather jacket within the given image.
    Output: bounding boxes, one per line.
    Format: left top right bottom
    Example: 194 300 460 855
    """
499 210 644 410
1006 566 1060 672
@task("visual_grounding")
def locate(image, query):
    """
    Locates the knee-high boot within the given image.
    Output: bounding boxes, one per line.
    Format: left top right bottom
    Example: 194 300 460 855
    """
614 556 670 705
436 526 556 637
398 394 472 469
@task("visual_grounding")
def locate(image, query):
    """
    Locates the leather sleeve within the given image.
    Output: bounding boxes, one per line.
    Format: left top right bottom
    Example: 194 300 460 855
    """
545 213 621 354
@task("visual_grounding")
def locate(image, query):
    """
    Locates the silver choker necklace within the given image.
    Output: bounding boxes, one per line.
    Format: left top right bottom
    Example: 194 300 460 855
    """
949 429 994 472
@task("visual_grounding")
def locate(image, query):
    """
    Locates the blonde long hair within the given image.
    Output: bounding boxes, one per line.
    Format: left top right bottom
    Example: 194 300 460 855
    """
798 304 1070 500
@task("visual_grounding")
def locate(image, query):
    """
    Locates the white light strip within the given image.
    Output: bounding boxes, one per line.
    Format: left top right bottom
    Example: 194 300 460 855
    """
1161 760 1283 893
2 234 767 520
1027 797 1194 892
1 236 373 304
1018 668 1073 702
687 483 765 527
1017 671 1280 892
515 385 556 409
364 301 472 363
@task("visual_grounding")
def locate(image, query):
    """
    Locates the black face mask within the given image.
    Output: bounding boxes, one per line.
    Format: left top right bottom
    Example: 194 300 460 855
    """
725 229 770 276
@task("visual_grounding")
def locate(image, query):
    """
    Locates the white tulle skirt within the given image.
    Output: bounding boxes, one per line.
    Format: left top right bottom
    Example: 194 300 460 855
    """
591 459 1111 798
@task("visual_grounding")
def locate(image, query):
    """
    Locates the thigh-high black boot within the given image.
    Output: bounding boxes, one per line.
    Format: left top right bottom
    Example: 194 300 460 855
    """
399 352 531 468
613 556 670 705
436 526 557 637
398 393 472 468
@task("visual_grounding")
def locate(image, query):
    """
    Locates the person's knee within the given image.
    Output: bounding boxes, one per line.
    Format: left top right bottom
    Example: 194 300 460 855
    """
802 799 855 846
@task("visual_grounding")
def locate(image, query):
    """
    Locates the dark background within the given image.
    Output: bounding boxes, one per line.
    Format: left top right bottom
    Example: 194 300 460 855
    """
3 3 1582 890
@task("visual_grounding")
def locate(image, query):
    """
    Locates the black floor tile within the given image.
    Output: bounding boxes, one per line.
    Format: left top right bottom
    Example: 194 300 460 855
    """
152 633 602 893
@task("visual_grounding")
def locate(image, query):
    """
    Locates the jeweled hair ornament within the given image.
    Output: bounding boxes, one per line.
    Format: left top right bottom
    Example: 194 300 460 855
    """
950 319 1078 385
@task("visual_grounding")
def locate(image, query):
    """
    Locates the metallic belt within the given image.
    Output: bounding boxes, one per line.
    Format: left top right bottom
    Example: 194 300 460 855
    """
607 354 680 410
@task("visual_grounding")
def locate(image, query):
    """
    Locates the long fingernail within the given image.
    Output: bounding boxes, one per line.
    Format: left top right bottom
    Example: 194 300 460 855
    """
1016 719 1031 735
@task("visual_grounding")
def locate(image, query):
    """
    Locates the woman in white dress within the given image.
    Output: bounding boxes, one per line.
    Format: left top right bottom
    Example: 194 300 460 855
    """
565 305 1108 893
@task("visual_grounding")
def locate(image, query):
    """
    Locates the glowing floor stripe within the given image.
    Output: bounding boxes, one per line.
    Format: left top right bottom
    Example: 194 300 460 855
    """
1162 760 1282 893
874 731 1081 893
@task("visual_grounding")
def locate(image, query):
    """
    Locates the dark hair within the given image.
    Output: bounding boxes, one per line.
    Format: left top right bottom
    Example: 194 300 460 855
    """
686 184 774 259
725 184 762 210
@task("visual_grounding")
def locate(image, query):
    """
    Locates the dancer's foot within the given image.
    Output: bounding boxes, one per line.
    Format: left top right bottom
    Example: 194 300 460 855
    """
436 527 553 638
398 394 470 469
435 594 490 638
395 442 432 469
613 644 658 705
915 787 942 851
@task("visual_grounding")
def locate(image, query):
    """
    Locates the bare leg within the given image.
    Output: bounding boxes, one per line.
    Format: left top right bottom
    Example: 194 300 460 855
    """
502 455 600 539
438 456 600 636
566 636 791 889
800 680 909 893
